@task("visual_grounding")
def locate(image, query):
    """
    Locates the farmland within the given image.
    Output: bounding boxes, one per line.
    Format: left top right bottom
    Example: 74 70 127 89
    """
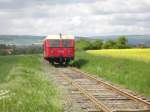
0 49 149 111
87 48 150 62
73 51 150 98
0 55 62 112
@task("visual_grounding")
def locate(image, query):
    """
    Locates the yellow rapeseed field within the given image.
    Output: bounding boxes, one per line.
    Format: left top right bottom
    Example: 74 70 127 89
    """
87 48 150 62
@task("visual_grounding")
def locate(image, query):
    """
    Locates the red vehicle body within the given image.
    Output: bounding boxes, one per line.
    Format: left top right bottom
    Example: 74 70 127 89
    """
43 35 75 64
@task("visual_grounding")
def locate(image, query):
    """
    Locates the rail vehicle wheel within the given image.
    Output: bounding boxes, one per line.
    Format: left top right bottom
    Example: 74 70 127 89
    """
59 62 63 66
65 61 69 65
51 61 54 65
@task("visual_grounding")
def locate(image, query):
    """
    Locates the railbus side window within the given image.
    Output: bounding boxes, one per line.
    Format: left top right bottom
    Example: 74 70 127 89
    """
50 39 60 47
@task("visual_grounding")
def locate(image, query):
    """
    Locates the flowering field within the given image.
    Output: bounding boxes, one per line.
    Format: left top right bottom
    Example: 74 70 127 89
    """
87 48 150 62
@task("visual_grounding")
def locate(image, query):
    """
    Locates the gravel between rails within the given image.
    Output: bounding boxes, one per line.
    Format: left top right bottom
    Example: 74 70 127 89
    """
43 61 86 112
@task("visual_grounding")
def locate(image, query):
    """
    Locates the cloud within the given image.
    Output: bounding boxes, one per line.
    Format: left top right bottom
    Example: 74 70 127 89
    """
92 0 150 14
0 0 150 36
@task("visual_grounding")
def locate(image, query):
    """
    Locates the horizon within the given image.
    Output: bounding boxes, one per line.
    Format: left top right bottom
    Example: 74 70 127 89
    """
0 35 150 46
0 34 150 37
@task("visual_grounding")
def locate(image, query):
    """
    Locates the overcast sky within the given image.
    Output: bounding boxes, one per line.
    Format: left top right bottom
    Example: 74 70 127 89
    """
0 0 150 36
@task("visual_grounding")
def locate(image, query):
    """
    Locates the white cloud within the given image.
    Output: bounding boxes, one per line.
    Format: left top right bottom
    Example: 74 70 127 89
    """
0 0 150 36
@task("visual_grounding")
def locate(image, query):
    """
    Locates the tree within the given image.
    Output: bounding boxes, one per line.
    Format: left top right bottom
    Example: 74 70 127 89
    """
102 40 116 49
137 43 146 48
91 39 103 49
115 36 128 49
76 39 91 50
0 44 7 49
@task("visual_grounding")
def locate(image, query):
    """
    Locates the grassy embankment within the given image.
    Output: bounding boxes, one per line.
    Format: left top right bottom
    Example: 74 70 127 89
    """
0 55 62 112
73 49 150 98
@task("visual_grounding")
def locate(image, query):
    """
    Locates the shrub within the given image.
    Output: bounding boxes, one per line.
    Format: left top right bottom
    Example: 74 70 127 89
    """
103 40 116 49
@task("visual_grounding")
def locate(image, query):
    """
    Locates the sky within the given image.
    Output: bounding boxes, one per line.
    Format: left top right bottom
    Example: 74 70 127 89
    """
0 0 150 36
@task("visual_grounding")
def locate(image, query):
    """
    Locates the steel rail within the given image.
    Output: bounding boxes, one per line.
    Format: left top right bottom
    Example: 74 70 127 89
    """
58 69 150 112
71 67 150 108
58 71 112 112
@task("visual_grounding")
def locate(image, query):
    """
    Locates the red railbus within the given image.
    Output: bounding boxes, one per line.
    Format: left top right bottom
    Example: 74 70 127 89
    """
43 35 75 64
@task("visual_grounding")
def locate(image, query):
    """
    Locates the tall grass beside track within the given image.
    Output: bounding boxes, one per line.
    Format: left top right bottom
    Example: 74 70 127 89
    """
73 51 150 98
0 55 62 112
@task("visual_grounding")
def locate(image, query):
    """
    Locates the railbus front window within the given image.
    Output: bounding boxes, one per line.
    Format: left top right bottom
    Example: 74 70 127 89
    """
62 39 72 47
49 39 60 47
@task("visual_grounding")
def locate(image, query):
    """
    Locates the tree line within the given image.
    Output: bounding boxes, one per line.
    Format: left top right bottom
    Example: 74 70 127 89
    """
76 36 136 50
0 44 42 55
0 36 148 55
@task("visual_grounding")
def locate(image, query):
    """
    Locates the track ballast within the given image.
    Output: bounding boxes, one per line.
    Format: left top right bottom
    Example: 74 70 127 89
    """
55 67 150 112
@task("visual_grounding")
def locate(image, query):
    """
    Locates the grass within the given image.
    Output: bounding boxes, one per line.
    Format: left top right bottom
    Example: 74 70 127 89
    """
73 51 150 98
0 55 62 112
87 48 150 62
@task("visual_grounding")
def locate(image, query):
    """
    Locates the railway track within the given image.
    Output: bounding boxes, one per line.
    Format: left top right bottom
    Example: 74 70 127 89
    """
54 67 150 112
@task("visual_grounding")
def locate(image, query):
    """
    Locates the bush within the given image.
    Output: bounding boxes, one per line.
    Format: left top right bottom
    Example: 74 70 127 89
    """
102 36 130 49
76 39 103 50
76 36 130 50
90 39 103 49
75 39 91 50
103 40 116 49
115 36 129 48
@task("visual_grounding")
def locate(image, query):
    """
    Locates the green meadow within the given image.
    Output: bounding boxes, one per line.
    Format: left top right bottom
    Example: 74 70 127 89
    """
0 55 62 112
73 51 150 98
0 49 149 112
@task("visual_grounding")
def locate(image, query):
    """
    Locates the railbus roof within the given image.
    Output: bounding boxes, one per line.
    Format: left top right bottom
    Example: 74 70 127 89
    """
44 35 74 40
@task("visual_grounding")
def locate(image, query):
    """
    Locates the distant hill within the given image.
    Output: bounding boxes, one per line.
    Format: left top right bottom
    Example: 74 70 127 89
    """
0 35 45 45
102 35 150 46
0 35 150 47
